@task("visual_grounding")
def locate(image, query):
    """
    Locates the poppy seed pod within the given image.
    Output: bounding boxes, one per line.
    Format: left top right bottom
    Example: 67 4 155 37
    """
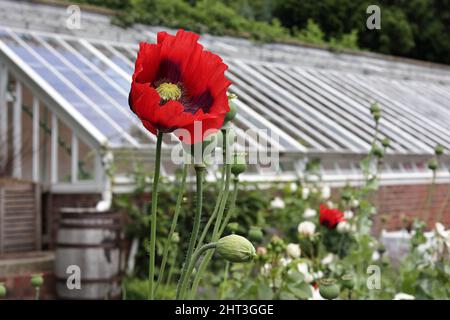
435 145 444 156
319 278 340 300
231 154 247 176
31 274 44 288
216 235 256 263
341 274 355 290
341 191 352 202
227 222 239 233
381 138 390 148
428 158 438 171
248 226 264 242
223 100 237 125
0 283 6 298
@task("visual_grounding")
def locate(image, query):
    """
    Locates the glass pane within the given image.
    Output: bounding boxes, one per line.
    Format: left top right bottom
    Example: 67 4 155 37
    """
0 32 125 144
57 119 72 183
78 139 95 181
41 36 152 144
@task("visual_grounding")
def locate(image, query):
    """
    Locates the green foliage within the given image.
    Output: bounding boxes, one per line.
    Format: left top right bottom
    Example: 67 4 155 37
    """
295 20 325 45
274 0 450 64
74 0 449 64
117 104 449 300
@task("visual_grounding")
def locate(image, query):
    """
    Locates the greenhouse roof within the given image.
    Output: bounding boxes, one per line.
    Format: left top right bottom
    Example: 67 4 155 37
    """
0 0 449 185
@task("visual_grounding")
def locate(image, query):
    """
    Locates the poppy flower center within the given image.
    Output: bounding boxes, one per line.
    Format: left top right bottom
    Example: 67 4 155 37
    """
156 82 182 101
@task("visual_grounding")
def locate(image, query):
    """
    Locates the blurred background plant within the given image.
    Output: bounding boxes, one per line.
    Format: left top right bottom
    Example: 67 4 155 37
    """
116 103 449 300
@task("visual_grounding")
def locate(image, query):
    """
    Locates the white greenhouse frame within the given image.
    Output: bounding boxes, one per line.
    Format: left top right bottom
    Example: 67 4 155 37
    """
0 24 449 195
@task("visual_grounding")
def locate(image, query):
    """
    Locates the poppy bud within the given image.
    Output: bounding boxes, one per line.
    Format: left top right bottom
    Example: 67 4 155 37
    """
428 158 438 171
0 283 6 298
223 100 237 125
381 138 390 148
216 235 256 263
319 279 340 300
341 191 351 202
248 226 264 242
231 154 247 176
372 145 384 158
341 274 355 290
268 235 285 254
31 274 44 288
227 222 239 233
435 145 444 156
373 111 381 122
370 103 381 115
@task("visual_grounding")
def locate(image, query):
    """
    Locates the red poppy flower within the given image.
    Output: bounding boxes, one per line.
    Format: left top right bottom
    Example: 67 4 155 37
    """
319 204 345 229
128 29 232 144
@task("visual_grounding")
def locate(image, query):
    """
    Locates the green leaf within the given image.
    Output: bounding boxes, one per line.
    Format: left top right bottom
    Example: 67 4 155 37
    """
287 282 312 300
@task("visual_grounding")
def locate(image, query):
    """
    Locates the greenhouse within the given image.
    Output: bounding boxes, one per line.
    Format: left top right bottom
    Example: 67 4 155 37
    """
0 0 449 301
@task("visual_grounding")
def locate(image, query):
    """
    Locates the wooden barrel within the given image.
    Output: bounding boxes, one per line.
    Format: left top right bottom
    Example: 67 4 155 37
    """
55 208 124 299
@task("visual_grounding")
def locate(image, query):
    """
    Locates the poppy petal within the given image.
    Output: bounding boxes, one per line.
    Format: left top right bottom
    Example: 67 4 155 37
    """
129 82 160 122
133 42 161 84
153 100 196 132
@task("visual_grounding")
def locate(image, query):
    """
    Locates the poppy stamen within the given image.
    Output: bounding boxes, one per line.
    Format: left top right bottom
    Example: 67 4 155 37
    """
156 83 182 101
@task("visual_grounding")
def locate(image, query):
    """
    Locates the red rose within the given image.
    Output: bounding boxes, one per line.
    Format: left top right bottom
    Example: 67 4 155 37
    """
319 204 345 229
129 30 231 144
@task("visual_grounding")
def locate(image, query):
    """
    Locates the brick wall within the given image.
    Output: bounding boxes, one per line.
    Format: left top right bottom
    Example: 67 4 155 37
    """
372 183 450 232
330 183 450 232
0 272 55 300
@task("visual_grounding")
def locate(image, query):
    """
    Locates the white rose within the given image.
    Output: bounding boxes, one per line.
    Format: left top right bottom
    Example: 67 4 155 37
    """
344 210 354 219
337 221 351 233
371 251 380 261
297 263 314 283
298 221 316 237
290 182 298 192
286 243 301 259
393 293 415 300
270 197 285 209
303 208 317 219
261 263 272 276
435 222 450 240
279 257 292 267
302 187 310 200
321 254 334 265
321 185 331 199
313 271 324 280
434 222 450 252
309 287 325 300
351 199 360 208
